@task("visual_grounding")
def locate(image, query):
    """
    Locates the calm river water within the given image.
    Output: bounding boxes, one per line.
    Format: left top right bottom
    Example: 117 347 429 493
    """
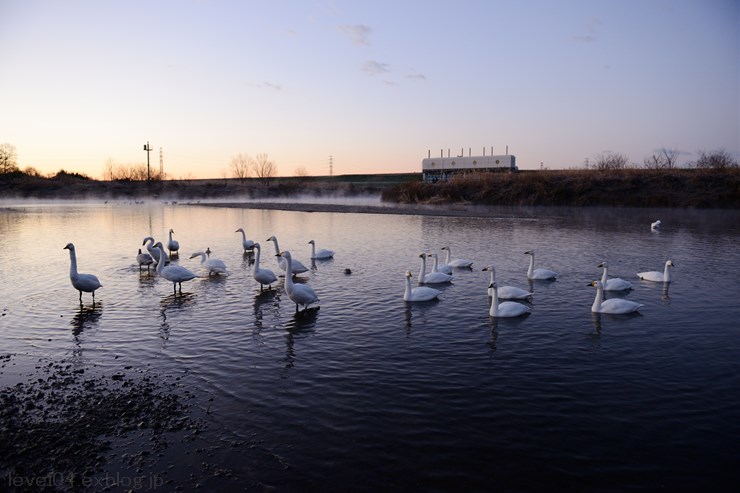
1 201 739 491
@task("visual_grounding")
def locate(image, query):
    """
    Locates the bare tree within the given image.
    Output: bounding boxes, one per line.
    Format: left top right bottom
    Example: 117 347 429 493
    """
593 151 629 170
230 153 252 184
253 153 276 184
643 148 680 169
294 166 310 181
0 143 19 174
693 149 738 169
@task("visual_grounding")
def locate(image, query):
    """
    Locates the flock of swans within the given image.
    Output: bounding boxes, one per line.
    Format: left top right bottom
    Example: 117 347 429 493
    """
63 220 675 318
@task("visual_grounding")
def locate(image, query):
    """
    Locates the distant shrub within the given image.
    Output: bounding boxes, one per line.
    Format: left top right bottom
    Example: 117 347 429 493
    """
692 149 738 169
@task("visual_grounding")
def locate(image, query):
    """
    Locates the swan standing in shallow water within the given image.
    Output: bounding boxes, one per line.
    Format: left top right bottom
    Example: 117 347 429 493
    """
651 220 661 230
429 253 453 275
64 243 102 303
155 242 196 294
137 248 154 273
524 250 558 280
167 229 180 256
418 253 453 284
482 265 533 299
143 236 169 265
441 246 474 268
597 261 634 291
308 239 334 259
489 282 531 318
404 271 440 301
279 251 319 311
189 249 228 276
252 243 277 290
637 260 675 282
235 227 255 252
589 281 643 314
267 236 308 275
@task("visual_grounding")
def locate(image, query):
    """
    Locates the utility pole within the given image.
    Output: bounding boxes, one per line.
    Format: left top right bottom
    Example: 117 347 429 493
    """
159 148 163 179
143 141 152 182
329 155 333 177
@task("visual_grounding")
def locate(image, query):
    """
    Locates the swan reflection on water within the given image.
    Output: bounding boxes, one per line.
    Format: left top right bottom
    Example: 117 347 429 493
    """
70 303 102 336
159 293 197 340
282 308 319 370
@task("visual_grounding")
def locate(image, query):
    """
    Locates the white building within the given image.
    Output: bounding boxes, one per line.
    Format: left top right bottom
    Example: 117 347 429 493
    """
422 152 517 182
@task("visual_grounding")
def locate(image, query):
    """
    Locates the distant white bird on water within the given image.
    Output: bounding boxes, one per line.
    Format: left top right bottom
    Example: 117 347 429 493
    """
489 282 531 318
482 265 533 299
143 236 169 265
428 252 453 275
308 239 334 259
418 253 453 284
651 220 661 230
155 242 196 294
235 227 256 252
267 235 308 275
597 261 634 291
524 250 558 280
64 243 102 303
637 260 675 283
403 271 440 301
441 245 474 269
136 248 154 273
279 251 319 312
589 280 643 314
167 229 180 256
252 243 277 290
190 249 228 276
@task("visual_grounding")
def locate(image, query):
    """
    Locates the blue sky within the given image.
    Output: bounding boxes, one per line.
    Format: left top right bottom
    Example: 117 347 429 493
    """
1 0 738 179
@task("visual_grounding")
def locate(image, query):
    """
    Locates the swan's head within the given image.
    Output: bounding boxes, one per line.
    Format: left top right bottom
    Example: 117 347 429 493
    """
405 271 412 278
441 246 449 251
189 251 205 259
597 261 608 268
308 240 315 245
142 236 154 245
418 253 425 258
524 250 534 256
427 253 437 259
169 228 175 234
235 228 244 233
253 242 261 250
267 236 276 242
482 265 494 272
63 243 74 251
589 280 604 288
666 260 675 267
154 241 164 249
278 250 291 259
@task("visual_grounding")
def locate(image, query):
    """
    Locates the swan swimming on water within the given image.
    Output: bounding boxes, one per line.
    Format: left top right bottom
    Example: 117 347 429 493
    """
64 243 102 303
308 239 334 259
252 243 277 290
143 236 169 265
136 248 154 273
279 251 319 311
418 253 453 284
489 282 531 318
524 250 558 280
589 280 643 314
167 229 180 256
155 242 196 294
428 252 453 275
637 260 675 283
404 271 440 301
482 265 533 299
190 249 228 276
235 227 255 252
441 246 474 269
651 220 661 230
597 261 634 291
267 236 308 275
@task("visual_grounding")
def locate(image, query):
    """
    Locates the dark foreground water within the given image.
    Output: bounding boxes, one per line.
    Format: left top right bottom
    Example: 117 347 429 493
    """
1 201 739 492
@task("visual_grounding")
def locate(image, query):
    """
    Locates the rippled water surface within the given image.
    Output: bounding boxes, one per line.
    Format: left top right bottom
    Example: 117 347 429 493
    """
1 202 739 491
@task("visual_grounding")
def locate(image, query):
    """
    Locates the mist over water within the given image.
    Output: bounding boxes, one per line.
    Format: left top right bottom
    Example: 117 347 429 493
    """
1 202 739 491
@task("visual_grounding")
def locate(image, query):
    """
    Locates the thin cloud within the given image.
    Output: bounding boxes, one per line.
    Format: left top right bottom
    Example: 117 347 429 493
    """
263 82 282 91
573 17 602 43
362 60 390 75
406 72 427 80
339 24 372 46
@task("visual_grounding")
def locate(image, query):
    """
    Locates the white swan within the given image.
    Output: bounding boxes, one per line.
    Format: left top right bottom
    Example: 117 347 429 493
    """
404 271 440 301
428 252 453 275
143 236 169 265
155 242 196 294
189 249 227 276
589 280 643 314
308 239 334 259
167 229 180 255
651 220 661 230
279 251 319 311
235 227 255 252
64 243 102 303
489 282 531 318
597 261 634 291
267 235 308 275
137 248 154 273
252 243 277 290
482 265 533 299
524 250 558 280
418 253 453 284
637 260 675 282
441 246 474 268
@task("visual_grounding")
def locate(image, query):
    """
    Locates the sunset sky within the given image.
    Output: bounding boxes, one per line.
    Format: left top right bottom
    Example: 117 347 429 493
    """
1 0 738 179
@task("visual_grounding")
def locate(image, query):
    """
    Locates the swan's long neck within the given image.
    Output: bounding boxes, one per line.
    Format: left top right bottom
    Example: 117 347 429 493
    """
432 254 440 271
239 230 247 242
444 249 451 264
663 262 671 282
310 243 316 258
418 256 427 283
199 254 206 265
527 255 534 277
156 249 166 274
169 230 173 241
253 246 261 271
404 276 412 300
270 238 280 254
68 248 78 278
488 268 496 285
600 266 608 283
284 255 294 290
592 285 604 312
489 285 499 316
